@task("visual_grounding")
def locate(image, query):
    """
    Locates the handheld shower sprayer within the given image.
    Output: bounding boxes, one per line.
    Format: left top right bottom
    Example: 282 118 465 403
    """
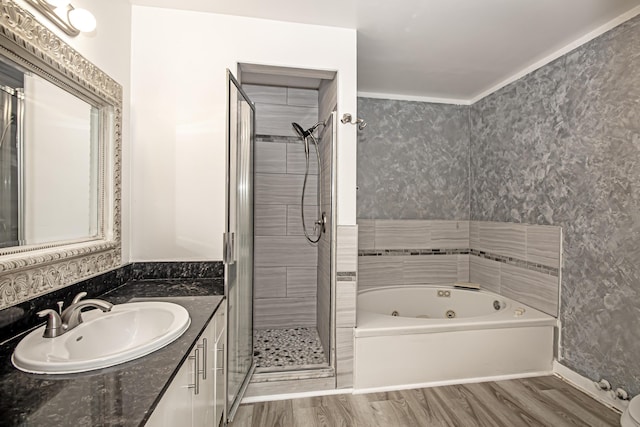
341 113 367 130
291 120 327 244
292 121 325 139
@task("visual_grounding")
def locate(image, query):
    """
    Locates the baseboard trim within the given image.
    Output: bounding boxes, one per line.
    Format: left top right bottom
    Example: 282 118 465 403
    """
553 361 626 413
241 387 353 404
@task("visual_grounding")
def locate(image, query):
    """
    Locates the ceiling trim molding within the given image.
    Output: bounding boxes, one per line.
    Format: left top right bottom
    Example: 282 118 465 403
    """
357 91 471 106
469 4 640 104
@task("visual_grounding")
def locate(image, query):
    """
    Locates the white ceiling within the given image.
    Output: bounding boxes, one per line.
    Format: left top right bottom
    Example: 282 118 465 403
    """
131 0 640 102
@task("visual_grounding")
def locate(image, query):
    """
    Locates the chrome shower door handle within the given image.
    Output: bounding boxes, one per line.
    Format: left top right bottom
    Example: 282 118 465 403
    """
223 232 235 265
216 344 224 371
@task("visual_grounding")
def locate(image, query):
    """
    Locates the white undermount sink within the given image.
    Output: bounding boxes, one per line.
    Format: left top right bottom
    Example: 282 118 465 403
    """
12 301 191 374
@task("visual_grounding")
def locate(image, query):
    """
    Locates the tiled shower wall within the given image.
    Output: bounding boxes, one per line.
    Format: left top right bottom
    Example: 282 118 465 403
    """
358 220 561 316
245 84 321 329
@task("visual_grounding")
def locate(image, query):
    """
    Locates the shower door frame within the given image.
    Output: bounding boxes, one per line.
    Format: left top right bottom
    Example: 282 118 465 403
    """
319 111 338 376
233 65 340 394
331 111 338 379
224 69 256 423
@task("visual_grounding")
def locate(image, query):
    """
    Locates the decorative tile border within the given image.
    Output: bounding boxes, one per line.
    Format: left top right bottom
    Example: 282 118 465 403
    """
256 134 302 143
358 248 558 277
337 271 356 282
359 249 469 256
469 250 558 276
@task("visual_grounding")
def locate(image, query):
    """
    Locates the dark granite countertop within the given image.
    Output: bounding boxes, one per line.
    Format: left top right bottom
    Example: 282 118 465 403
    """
0 279 224 427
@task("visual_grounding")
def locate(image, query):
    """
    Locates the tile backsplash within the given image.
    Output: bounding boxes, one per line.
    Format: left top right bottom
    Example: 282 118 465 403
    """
357 219 561 316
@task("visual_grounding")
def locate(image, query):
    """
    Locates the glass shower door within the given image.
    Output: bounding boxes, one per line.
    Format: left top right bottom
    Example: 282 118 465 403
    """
224 70 256 423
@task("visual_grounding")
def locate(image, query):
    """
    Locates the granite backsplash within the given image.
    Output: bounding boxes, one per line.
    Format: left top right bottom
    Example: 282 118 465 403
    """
0 261 223 344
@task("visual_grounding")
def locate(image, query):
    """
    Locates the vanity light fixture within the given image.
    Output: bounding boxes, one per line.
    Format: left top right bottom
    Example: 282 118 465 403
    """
24 0 96 36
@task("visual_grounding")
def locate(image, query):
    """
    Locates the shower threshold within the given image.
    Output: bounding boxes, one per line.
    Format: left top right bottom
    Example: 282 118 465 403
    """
251 366 335 385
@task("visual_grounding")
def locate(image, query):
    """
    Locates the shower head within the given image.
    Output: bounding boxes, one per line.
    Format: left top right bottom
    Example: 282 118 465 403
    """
292 121 325 139
292 122 308 139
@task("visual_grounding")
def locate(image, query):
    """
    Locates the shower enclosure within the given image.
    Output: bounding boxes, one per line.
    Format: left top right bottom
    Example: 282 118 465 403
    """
226 64 338 396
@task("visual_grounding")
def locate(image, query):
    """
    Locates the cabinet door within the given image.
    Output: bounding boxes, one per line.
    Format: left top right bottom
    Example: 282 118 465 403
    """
146 305 225 427
145 350 194 427
193 317 217 426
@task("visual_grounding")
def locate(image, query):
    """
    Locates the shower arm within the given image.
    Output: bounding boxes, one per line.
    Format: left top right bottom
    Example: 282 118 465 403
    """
340 113 367 130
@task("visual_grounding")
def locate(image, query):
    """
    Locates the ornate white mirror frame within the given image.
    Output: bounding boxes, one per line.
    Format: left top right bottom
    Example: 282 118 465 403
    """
0 0 122 309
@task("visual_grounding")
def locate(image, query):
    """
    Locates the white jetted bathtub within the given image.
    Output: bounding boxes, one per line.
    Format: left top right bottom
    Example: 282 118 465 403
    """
354 285 557 392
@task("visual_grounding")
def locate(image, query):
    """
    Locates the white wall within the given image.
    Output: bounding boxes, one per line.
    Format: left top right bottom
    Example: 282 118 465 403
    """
130 7 357 261
16 0 133 262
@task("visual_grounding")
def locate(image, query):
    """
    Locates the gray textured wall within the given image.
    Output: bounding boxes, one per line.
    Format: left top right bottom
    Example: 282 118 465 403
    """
470 16 640 392
357 98 470 220
357 15 640 394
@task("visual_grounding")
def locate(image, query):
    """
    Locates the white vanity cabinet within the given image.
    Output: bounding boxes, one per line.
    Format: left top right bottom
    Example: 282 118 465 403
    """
146 304 226 427
194 304 226 427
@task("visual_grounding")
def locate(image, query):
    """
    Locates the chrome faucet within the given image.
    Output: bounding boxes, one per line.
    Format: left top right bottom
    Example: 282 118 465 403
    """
37 292 113 338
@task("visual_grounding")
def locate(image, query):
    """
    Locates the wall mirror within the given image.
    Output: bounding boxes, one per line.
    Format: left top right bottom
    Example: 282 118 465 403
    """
0 0 122 309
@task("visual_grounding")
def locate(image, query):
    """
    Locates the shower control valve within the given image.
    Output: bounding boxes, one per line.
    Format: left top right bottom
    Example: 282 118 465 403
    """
314 212 327 234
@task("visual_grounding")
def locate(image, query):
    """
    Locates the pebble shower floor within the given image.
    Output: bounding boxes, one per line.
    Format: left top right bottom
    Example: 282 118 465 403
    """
253 327 328 371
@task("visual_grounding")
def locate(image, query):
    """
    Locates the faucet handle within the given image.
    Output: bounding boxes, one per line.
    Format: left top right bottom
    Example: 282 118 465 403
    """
37 309 63 338
72 292 88 304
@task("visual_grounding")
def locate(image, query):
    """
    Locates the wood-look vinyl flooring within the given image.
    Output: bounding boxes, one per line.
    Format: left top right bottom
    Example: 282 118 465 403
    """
230 376 620 427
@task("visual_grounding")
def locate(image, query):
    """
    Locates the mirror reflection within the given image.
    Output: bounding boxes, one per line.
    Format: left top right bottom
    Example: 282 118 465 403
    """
0 57 100 249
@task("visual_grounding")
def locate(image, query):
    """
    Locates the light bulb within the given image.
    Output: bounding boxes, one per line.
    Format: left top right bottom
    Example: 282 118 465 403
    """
45 0 71 7
68 8 96 32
